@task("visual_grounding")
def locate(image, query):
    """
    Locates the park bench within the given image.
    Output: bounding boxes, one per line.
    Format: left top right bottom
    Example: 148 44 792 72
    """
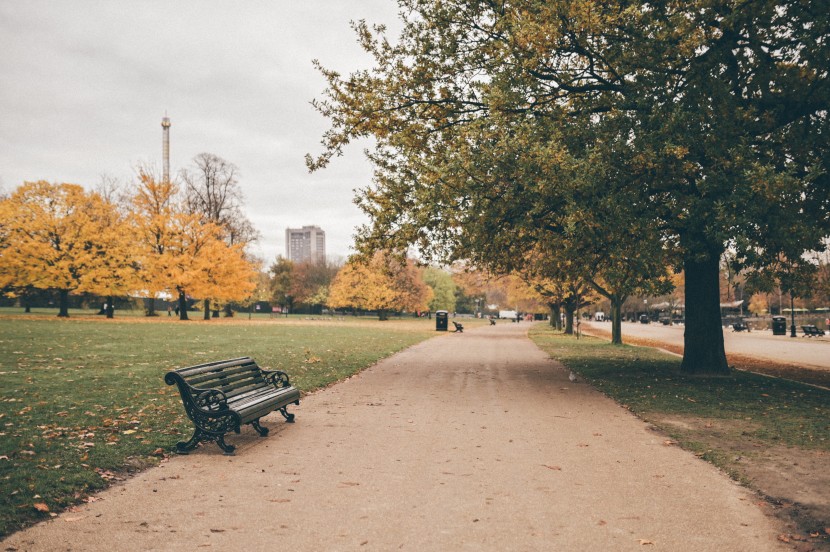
164 357 300 455
732 322 750 332
452 321 464 333
801 325 826 337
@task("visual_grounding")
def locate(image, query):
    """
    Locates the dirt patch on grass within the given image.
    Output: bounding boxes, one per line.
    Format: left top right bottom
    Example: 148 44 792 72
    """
649 414 830 550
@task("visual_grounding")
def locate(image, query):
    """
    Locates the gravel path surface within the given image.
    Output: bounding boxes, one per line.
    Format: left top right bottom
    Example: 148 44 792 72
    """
2 322 787 551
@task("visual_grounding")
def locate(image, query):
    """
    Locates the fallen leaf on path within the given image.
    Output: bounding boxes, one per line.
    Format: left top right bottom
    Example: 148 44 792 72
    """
778 534 790 543
542 465 562 471
663 440 676 446
269 499 291 503
210 529 225 533
339 482 360 487
638 539 655 545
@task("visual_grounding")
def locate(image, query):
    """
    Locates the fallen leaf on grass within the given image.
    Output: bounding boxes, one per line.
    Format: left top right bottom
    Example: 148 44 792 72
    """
33 503 49 513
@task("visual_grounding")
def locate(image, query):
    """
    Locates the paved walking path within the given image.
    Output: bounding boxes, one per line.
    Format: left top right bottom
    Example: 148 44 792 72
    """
3 323 787 551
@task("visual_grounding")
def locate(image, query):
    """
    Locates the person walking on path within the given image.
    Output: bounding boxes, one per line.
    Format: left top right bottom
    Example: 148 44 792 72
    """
2 323 787 551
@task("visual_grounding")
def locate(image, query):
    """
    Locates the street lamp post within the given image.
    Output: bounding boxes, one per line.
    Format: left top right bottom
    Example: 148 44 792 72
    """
790 292 796 338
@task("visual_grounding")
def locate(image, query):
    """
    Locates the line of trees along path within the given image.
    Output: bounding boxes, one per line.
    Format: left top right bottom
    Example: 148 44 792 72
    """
309 1 830 376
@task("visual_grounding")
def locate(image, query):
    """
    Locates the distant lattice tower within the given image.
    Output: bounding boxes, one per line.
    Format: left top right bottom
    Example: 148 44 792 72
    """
161 115 171 182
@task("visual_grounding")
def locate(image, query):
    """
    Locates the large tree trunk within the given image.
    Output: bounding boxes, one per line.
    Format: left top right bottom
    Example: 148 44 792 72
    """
548 303 561 330
564 304 575 335
146 297 157 317
178 289 189 321
610 296 624 345
105 296 115 319
681 250 729 375
57 289 70 317
204 299 211 321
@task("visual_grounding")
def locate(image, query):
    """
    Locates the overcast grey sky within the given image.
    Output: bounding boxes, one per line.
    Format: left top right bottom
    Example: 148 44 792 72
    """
0 1 401 260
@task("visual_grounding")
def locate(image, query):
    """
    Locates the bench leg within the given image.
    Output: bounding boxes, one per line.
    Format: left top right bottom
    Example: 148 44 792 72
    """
279 407 295 423
174 429 203 455
215 435 236 455
176 427 237 455
251 418 270 436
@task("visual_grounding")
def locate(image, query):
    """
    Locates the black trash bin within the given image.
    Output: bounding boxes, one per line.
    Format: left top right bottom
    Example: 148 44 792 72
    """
771 316 787 336
435 310 449 331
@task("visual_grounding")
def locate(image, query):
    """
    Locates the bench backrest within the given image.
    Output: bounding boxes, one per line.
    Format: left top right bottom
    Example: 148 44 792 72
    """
169 357 269 400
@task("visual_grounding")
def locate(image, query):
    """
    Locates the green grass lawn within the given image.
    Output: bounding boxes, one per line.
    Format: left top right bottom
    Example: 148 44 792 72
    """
529 325 829 451
0 314 438 536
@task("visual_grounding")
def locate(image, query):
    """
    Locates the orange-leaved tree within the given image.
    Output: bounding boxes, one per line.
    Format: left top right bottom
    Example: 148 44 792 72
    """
130 172 256 320
0 181 136 317
328 252 432 320
158 211 255 321
130 168 178 316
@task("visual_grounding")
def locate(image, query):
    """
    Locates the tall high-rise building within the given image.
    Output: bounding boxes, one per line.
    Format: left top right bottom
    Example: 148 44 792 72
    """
286 226 326 263
161 114 171 183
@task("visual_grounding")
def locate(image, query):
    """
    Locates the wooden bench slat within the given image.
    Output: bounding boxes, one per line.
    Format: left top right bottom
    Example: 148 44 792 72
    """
175 357 257 378
188 368 264 390
182 363 260 385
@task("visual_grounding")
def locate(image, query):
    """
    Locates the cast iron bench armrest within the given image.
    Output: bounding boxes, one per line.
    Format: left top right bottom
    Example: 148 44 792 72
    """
261 369 293 388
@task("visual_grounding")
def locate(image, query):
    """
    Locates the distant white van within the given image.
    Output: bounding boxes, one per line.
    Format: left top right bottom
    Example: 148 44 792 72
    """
594 312 605 321
499 310 518 319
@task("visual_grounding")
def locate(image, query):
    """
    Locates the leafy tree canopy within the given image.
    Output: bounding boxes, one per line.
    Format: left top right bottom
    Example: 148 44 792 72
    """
310 0 830 374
